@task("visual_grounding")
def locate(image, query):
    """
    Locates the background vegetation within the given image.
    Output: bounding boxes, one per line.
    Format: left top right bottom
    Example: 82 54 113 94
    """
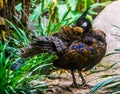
0 0 119 94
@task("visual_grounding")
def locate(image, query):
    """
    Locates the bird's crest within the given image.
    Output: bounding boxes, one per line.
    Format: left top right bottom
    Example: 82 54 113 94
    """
76 7 91 24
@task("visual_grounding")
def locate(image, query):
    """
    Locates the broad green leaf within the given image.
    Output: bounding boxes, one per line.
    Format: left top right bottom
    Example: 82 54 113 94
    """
68 0 77 11
29 3 42 21
57 4 68 21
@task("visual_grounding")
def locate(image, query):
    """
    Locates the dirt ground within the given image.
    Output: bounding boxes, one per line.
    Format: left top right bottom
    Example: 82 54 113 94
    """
32 63 120 94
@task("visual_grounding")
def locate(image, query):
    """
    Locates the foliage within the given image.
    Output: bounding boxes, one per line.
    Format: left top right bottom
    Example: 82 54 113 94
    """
6 19 29 47
0 0 115 93
29 0 111 36
0 40 49 93
11 0 110 75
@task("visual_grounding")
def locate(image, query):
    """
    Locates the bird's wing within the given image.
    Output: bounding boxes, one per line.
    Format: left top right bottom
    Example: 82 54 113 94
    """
65 34 106 70
51 26 84 53
67 40 98 62
52 26 84 41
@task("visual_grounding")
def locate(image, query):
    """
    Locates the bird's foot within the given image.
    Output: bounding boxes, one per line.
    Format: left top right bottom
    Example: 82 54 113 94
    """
70 80 86 88
70 82 93 88
82 83 93 88
70 83 80 88
80 83 93 88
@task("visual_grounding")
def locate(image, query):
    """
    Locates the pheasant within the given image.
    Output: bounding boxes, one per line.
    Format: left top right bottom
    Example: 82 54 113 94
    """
19 8 107 87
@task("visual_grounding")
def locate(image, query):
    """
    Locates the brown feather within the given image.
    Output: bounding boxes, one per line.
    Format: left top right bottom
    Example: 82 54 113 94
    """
19 8 107 87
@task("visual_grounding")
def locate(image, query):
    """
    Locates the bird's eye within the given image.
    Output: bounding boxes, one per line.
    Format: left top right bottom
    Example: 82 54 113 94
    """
81 22 87 27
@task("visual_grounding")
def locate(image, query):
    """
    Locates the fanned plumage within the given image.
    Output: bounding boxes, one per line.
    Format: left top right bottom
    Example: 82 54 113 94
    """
19 8 107 87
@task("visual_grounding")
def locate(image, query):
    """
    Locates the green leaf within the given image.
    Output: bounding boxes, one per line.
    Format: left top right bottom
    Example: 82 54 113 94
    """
112 24 120 29
18 28 29 44
29 3 42 21
15 3 22 12
115 49 120 52
8 86 16 93
89 77 120 94
108 61 120 68
99 74 118 78
68 0 77 11
89 1 111 15
105 52 119 57
28 63 53 76
57 4 68 21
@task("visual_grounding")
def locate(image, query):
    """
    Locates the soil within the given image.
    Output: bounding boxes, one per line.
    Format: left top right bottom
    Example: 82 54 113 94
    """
32 64 120 94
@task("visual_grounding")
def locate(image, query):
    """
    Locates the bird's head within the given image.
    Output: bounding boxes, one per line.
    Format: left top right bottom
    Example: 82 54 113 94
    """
75 7 92 33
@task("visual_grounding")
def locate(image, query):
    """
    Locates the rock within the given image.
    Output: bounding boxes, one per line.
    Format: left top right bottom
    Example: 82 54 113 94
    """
93 0 120 64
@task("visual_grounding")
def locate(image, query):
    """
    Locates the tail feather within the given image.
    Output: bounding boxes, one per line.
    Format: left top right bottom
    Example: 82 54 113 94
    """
19 35 67 58
19 39 57 58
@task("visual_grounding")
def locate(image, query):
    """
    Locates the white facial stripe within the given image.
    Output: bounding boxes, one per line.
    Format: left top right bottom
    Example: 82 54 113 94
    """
81 22 87 27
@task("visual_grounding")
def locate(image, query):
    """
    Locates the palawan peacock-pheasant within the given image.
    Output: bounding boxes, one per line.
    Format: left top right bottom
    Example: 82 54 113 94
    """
19 8 107 87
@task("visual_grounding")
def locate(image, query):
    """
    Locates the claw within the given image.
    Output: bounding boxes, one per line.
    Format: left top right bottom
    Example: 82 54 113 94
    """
82 83 93 88
70 82 93 88
70 83 80 88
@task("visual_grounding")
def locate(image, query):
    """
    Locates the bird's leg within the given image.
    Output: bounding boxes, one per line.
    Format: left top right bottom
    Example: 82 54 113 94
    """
70 70 79 88
78 70 93 88
78 70 86 86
